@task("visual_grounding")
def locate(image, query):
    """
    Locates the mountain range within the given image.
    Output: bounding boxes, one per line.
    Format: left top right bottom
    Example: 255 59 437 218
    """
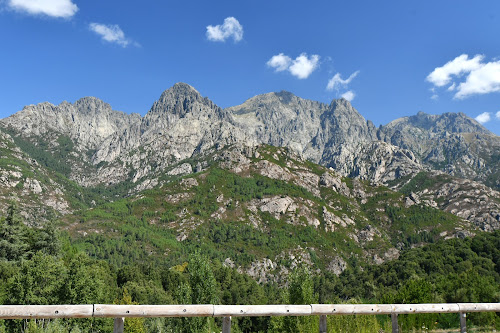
0 82 499 274
3 83 499 188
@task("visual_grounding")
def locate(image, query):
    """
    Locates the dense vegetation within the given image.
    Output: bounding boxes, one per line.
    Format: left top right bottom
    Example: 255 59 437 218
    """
0 140 497 332
0 202 498 332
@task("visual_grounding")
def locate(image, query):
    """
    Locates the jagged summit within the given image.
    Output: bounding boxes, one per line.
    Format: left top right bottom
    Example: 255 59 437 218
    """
385 110 491 135
72 96 114 115
147 82 220 118
160 82 202 101
1 83 498 191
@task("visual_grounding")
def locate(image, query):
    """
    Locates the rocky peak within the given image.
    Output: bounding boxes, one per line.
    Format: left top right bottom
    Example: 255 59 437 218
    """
385 111 490 135
274 90 297 104
320 98 377 147
0 96 141 152
148 82 221 118
72 96 113 116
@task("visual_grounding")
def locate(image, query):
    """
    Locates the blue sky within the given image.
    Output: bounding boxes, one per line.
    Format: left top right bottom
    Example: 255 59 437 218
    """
1 0 500 134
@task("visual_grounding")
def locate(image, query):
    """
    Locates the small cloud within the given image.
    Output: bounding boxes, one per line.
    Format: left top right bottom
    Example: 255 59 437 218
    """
431 94 439 100
341 90 355 102
496 111 500 120
326 70 359 91
475 112 491 124
426 54 500 99
266 53 320 79
455 61 500 99
267 53 292 72
426 54 483 87
89 23 136 48
7 0 78 18
289 53 320 79
206 17 243 42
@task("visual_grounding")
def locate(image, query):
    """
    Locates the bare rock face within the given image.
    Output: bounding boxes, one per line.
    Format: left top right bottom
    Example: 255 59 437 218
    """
349 141 424 185
319 171 351 197
89 83 252 186
327 256 347 276
1 97 141 150
380 111 500 189
228 91 329 162
259 196 296 219
393 170 500 231
229 93 379 171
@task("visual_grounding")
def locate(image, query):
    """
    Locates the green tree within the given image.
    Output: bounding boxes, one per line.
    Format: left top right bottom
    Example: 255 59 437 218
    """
116 288 146 333
188 251 220 305
270 266 317 333
0 202 28 261
173 251 220 333
7 252 67 305
65 252 117 304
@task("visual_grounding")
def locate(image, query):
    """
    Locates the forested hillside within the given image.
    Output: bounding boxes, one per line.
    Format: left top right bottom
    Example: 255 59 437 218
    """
0 202 498 331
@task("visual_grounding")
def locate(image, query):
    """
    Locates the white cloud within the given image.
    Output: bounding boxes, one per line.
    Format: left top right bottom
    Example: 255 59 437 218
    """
206 17 243 42
475 112 491 124
455 61 500 99
89 23 135 48
431 94 439 100
341 90 355 101
326 70 360 91
267 53 292 72
427 54 500 99
7 0 78 18
289 53 320 79
496 111 500 120
426 54 483 87
266 53 320 79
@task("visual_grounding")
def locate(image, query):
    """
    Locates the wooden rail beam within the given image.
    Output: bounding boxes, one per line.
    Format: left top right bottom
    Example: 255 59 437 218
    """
0 301 498 333
213 304 312 317
93 304 214 318
0 305 93 319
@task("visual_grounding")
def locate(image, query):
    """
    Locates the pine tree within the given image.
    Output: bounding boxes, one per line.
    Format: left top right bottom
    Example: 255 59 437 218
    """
0 202 28 261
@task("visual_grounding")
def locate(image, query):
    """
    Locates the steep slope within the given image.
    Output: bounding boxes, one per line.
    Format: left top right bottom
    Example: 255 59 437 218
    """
389 170 500 232
0 129 72 222
228 91 329 162
89 83 251 188
63 144 491 282
1 96 141 152
228 92 419 182
229 93 379 166
381 111 500 189
0 96 141 184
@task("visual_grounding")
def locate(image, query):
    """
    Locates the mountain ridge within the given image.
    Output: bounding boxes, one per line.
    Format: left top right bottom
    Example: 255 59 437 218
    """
0 82 498 191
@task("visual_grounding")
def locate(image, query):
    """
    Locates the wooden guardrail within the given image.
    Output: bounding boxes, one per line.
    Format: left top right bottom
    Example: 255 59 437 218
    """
0 303 499 332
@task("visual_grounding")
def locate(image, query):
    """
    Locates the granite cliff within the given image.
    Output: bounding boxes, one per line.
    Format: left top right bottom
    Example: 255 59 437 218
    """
0 82 498 234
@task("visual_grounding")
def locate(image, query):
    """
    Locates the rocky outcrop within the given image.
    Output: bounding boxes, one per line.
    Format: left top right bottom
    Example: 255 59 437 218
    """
349 141 424 184
397 171 500 231
0 129 71 222
380 111 500 189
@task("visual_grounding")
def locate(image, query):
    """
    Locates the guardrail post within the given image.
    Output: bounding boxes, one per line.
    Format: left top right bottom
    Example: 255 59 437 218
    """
319 315 327 333
113 317 124 333
391 313 399 333
459 312 466 333
222 316 231 333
